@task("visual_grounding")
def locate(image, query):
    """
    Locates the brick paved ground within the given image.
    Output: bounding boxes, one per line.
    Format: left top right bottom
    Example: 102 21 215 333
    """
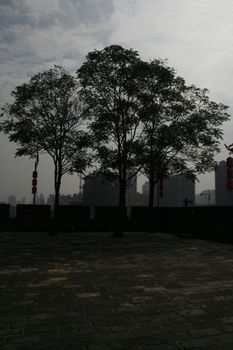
1 231 233 349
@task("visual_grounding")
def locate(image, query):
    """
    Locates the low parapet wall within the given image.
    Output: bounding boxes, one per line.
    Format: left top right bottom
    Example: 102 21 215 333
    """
94 206 127 231
0 205 233 241
16 204 51 220
0 204 10 221
56 205 90 231
15 204 51 231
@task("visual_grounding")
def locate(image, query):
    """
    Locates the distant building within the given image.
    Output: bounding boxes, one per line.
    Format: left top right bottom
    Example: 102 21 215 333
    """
215 160 233 206
134 192 148 206
142 182 149 196
8 195 16 206
8 195 16 218
126 177 137 206
69 193 83 205
149 175 195 207
37 193 45 205
60 194 82 206
83 172 137 206
47 193 82 206
83 173 118 206
195 190 215 206
47 194 55 206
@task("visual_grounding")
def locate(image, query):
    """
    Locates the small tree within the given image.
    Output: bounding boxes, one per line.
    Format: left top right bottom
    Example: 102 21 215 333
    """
77 45 144 209
137 60 229 207
1 66 91 215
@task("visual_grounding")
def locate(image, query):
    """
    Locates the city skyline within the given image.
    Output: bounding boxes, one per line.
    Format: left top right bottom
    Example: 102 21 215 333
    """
4 160 233 209
1 166 225 207
1 0 233 202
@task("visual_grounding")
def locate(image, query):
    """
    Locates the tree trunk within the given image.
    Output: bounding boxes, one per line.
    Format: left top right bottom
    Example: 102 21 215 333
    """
148 179 155 208
119 181 126 208
147 178 156 232
54 181 61 218
114 174 127 237
50 162 62 235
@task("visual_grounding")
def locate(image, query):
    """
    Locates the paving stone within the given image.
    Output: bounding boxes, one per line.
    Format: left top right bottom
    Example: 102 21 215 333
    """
204 345 233 350
0 231 233 349
189 327 221 337
181 337 214 348
211 333 233 344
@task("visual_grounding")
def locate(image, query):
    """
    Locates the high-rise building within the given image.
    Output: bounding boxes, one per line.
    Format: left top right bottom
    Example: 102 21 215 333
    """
83 172 137 206
215 160 233 206
142 182 149 196
126 176 137 206
8 195 16 206
83 173 118 206
151 175 195 207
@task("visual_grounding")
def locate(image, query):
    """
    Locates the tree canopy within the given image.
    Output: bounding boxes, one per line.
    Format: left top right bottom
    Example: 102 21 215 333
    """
0 45 230 216
77 45 144 207
136 60 229 206
1 65 91 211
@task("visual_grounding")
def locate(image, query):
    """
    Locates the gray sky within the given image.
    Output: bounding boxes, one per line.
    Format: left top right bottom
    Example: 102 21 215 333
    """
1 0 233 203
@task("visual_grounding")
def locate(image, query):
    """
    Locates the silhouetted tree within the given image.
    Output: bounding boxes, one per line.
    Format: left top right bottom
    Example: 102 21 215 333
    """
0 66 91 216
77 45 144 212
137 60 229 206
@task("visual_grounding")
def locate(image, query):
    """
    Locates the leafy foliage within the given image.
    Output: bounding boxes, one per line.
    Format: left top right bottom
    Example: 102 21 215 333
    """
77 45 144 206
1 66 91 208
136 60 229 206
0 45 229 212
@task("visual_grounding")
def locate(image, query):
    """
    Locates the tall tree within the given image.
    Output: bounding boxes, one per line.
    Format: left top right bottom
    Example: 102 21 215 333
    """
77 45 143 209
137 60 229 206
0 66 91 215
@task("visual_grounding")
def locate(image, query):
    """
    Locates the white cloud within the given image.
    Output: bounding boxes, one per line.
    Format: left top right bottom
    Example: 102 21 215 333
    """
0 1 111 105
22 0 62 17
109 0 233 103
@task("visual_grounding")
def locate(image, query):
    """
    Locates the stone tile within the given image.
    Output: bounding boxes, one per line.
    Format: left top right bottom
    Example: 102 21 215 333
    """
0 231 233 349
189 327 221 337
181 337 214 348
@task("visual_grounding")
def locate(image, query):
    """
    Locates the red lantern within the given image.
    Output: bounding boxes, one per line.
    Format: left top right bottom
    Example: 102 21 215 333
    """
226 157 233 190
32 170 38 195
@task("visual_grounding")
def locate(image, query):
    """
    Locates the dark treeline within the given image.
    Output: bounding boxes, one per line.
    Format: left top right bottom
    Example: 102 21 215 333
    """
0 45 229 234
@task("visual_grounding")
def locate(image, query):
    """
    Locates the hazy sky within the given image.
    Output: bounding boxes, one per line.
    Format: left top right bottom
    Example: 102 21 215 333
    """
1 0 233 203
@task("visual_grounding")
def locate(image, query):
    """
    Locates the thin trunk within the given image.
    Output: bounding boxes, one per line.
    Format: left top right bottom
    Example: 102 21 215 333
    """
119 180 126 208
148 178 155 208
147 178 155 232
53 161 62 222
114 170 126 237
50 157 62 235
54 181 61 218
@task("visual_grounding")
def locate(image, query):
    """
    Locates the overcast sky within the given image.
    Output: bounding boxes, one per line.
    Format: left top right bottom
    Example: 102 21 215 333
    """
1 0 233 203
